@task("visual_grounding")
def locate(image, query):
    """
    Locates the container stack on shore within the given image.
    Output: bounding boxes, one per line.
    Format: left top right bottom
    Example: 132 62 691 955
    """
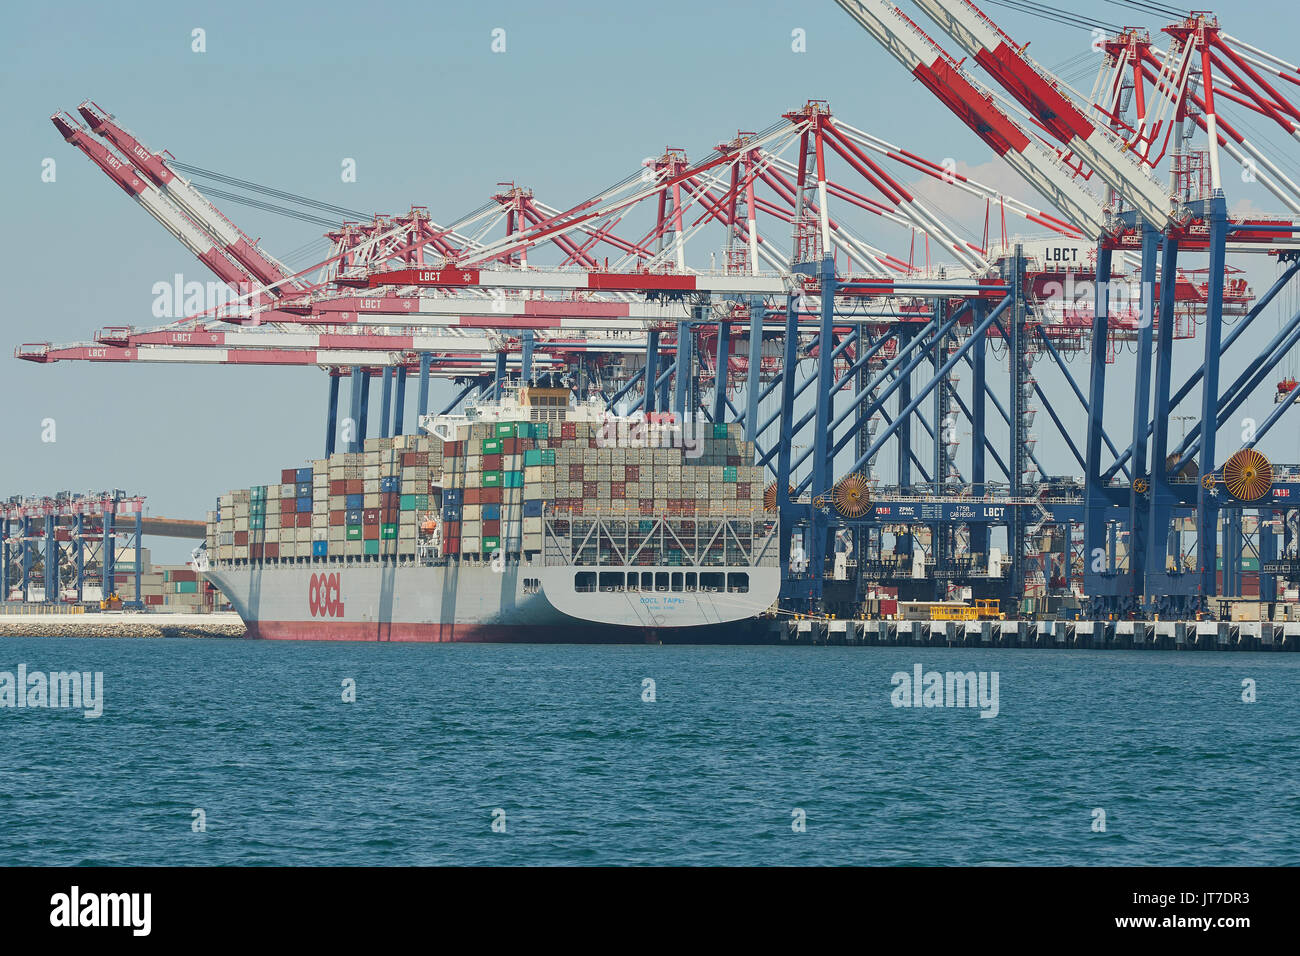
209 417 762 564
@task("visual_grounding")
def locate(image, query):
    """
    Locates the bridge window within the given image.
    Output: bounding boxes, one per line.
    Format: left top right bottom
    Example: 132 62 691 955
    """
700 572 725 591
655 572 669 591
685 572 697 591
641 572 653 590
671 572 683 592
728 572 749 593
575 572 596 592
599 571 624 590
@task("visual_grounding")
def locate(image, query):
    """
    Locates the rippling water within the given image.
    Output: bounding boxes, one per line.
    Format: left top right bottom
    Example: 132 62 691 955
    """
1 637 1296 865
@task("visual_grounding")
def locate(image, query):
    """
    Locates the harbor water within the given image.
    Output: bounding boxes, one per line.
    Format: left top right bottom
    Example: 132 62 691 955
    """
1 636 1296 865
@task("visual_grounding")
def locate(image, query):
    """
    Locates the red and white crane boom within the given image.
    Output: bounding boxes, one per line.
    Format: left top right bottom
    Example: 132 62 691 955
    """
909 0 1177 228
832 0 1110 238
77 101 300 296
50 111 252 294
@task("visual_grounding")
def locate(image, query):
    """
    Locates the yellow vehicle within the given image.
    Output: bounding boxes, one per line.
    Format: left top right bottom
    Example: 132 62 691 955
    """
99 592 122 611
900 598 1004 621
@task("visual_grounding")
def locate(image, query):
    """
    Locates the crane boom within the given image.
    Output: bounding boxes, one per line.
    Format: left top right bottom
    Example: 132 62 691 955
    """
50 112 252 293
911 0 1177 227
833 0 1110 238
76 102 298 295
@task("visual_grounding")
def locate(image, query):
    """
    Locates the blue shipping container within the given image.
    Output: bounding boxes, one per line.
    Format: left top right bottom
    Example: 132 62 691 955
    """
483 504 501 520
346 509 362 525
312 541 328 557
442 506 461 521
295 482 312 497
295 468 312 483
297 496 312 512
444 489 463 505
380 477 398 493
345 494 363 509
523 499 544 518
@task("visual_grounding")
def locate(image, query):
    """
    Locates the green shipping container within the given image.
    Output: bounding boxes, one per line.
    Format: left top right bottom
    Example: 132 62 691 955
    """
381 523 398 539
723 466 738 482
713 422 729 439
364 539 380 555
175 581 198 594
482 536 501 552
482 438 503 454
482 471 502 487
541 449 555 465
346 527 363 541
517 422 533 438
495 422 519 438
535 423 550 440
400 494 416 510
503 470 523 488
524 449 541 467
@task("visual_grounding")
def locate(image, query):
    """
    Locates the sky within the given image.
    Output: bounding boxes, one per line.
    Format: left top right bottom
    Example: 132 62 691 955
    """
3 0 1300 562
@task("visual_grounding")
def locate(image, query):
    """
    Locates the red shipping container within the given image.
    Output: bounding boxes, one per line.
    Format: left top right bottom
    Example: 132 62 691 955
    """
250 544 263 558
483 454 502 471
264 543 279 559
329 479 347 494
464 487 481 505
444 440 462 457
583 481 597 498
363 524 379 540
569 465 583 480
736 483 751 499
346 479 363 495
626 465 639 481
443 521 461 538
281 468 296 483
561 422 577 440
234 531 248 545
639 499 655 513
294 513 310 528
56 529 72 541
329 511 345 526
443 537 460 554
479 487 502 504
502 437 519 455
611 482 625 498
363 509 380 524
483 519 500 536
171 569 197 583
381 492 400 507
280 498 296 514
380 509 399 524
146 594 164 606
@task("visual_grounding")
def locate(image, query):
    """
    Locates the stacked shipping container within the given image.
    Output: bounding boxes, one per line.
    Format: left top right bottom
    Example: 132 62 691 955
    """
209 418 762 564
209 433 443 563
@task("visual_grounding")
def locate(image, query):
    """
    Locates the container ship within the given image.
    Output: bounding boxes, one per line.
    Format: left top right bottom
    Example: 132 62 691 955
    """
203 384 781 642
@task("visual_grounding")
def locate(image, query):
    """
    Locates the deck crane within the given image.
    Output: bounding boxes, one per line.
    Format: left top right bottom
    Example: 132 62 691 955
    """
908 0 1180 229
831 0 1110 239
50 111 254 296
77 102 302 297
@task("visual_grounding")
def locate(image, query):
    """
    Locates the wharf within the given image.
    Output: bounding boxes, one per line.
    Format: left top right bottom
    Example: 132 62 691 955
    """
775 618 1300 650
0 612 246 639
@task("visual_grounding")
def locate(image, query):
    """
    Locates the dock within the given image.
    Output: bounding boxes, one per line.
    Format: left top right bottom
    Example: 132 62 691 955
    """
775 617 1300 651
0 612 246 639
